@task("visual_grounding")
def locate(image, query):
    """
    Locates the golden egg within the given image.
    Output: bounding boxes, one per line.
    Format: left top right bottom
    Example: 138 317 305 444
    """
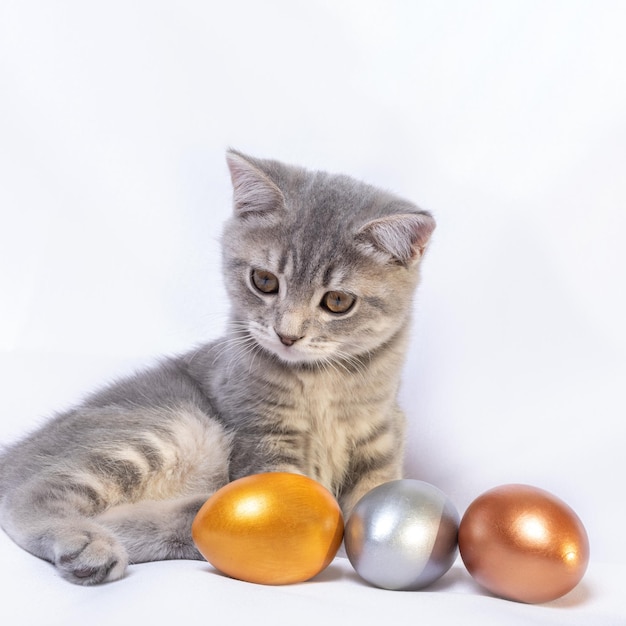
192 472 344 585
458 484 589 603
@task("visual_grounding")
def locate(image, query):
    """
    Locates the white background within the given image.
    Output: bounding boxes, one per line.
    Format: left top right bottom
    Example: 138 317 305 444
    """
1 1 625 620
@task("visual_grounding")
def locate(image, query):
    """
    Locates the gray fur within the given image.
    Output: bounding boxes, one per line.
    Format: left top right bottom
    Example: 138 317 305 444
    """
0 150 435 584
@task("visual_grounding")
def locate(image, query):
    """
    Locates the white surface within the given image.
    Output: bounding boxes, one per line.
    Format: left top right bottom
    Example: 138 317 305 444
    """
1 527 623 626
1 1 625 623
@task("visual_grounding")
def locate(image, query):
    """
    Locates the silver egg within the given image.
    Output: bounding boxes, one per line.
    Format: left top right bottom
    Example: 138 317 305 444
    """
345 479 459 590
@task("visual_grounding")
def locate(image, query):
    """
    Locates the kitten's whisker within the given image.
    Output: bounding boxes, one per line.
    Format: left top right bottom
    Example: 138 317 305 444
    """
324 349 370 384
210 327 256 361
223 336 262 377
222 340 259 376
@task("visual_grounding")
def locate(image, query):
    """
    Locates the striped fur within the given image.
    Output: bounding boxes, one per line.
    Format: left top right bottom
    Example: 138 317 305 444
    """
0 151 435 584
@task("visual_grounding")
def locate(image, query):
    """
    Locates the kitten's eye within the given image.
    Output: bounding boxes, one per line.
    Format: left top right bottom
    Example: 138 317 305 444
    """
251 269 279 294
321 291 355 314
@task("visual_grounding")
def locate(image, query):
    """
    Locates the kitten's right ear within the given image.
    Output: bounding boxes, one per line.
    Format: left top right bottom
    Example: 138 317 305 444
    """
226 150 285 221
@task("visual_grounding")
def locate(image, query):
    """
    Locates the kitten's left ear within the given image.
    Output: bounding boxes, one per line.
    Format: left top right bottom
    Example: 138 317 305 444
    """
356 211 436 266
226 150 285 220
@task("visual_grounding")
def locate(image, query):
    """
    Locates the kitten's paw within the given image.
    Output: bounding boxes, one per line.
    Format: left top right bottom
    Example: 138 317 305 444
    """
54 527 128 585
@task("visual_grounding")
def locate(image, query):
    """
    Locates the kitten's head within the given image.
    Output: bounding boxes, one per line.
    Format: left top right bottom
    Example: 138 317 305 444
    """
221 150 435 366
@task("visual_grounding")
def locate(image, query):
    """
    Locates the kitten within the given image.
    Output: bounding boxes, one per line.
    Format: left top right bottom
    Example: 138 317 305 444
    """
0 150 435 585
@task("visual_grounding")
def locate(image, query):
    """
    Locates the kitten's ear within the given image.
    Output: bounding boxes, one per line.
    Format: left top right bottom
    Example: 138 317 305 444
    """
226 150 285 220
356 212 436 265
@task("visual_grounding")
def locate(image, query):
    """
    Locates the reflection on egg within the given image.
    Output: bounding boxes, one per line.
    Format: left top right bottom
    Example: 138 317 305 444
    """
458 484 589 603
192 472 344 585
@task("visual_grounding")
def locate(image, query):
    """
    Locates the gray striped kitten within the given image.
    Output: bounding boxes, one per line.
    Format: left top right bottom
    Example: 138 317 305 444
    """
0 150 435 584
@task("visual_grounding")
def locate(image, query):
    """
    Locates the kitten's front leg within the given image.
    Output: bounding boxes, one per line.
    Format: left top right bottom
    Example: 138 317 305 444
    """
339 411 406 517
339 462 404 518
228 427 310 482
96 495 209 563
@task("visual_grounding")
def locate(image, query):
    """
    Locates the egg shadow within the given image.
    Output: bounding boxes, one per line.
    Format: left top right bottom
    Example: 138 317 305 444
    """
423 565 475 592
197 563 229 580
194 560 352 586
544 580 593 609
309 562 352 584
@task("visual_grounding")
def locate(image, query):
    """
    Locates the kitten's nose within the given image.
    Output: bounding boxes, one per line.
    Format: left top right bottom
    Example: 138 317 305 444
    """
275 330 302 346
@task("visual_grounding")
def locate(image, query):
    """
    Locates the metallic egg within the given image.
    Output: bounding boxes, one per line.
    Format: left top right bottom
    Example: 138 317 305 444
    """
458 484 590 603
192 472 344 585
344 480 460 590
